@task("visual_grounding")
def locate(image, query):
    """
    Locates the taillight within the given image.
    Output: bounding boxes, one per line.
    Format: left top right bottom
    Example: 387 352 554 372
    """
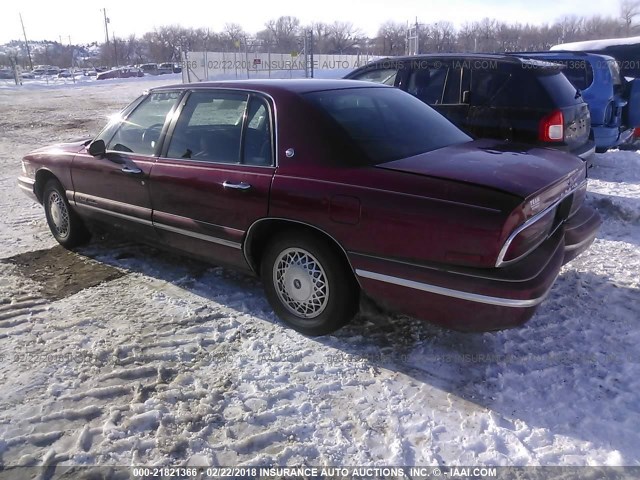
539 110 564 142
498 208 556 266
634 127 640 138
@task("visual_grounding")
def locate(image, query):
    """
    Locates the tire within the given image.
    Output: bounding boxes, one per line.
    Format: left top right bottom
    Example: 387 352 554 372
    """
42 179 91 248
260 230 359 336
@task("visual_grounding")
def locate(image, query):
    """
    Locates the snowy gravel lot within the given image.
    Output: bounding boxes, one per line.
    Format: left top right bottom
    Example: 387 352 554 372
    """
0 78 639 469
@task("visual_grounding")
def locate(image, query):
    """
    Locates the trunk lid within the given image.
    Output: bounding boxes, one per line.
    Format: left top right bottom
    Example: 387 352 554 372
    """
562 103 591 150
377 139 585 202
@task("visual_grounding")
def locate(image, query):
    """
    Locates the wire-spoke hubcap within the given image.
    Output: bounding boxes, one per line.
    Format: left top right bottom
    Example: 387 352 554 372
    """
48 191 70 239
273 248 329 319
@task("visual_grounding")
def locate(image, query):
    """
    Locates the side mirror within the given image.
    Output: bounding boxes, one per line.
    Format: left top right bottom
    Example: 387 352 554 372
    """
462 90 471 104
88 139 106 157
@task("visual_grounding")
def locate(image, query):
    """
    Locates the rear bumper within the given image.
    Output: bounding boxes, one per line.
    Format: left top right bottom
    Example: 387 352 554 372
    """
17 176 38 202
592 126 634 149
351 230 566 332
352 204 601 332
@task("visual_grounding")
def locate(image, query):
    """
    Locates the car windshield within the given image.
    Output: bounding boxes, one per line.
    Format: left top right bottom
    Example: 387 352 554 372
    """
305 87 471 165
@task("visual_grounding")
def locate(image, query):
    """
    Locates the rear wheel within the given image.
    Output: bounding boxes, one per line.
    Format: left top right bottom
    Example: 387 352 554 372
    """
43 180 91 248
261 231 359 336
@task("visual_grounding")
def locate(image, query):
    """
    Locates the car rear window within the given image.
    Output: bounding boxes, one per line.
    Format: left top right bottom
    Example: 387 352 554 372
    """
537 71 583 106
492 71 553 109
305 87 471 165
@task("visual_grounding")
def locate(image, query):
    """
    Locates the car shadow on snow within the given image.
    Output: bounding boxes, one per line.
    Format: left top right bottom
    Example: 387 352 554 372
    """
6 236 640 463
323 267 640 463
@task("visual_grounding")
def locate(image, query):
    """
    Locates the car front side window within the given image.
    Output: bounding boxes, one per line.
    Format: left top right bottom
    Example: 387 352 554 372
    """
106 92 181 155
353 68 399 86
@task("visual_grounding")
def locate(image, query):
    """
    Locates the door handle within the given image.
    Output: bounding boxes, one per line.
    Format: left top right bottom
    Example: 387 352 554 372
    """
223 181 251 191
121 165 142 174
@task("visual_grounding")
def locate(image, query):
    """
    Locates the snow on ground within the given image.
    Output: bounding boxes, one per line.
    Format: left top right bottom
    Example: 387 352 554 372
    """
0 78 639 470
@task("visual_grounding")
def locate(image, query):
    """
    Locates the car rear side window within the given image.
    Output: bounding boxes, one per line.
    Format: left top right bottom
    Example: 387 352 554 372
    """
106 91 181 155
305 87 471 165
407 66 448 104
560 61 594 90
442 67 462 104
166 91 273 166
167 91 248 163
607 60 622 86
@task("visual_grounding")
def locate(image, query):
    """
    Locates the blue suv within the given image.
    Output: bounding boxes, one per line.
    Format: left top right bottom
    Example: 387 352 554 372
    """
509 51 640 152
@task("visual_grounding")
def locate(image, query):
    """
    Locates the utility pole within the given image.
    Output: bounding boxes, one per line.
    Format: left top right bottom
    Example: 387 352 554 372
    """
102 8 110 67
308 29 314 78
19 13 33 70
113 33 118 67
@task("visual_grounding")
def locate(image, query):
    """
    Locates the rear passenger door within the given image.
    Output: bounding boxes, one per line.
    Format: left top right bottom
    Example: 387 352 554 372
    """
148 89 275 269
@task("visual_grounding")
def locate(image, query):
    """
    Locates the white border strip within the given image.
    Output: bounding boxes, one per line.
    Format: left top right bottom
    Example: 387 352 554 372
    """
355 269 549 308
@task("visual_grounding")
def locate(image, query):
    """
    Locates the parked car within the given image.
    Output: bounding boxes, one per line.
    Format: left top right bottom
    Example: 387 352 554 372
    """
139 63 159 75
57 69 75 78
156 63 173 74
31 65 60 76
17 80 601 335
96 67 144 80
551 35 640 78
507 51 640 152
345 54 595 159
0 68 13 79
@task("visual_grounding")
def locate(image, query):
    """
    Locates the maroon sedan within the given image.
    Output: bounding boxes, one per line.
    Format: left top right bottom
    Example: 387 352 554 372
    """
18 80 601 335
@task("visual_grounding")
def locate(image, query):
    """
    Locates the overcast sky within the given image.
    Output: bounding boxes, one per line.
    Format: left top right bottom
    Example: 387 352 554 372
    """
1 0 623 45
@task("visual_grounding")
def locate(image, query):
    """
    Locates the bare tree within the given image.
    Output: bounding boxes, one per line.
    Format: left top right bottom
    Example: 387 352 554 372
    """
263 16 301 52
310 22 333 54
376 21 406 56
554 15 585 43
620 0 640 35
327 21 362 54
582 15 625 39
222 23 246 51
422 21 457 53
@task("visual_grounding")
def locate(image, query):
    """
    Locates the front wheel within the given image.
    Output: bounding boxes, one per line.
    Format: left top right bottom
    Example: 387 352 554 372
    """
261 231 359 336
43 179 91 248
